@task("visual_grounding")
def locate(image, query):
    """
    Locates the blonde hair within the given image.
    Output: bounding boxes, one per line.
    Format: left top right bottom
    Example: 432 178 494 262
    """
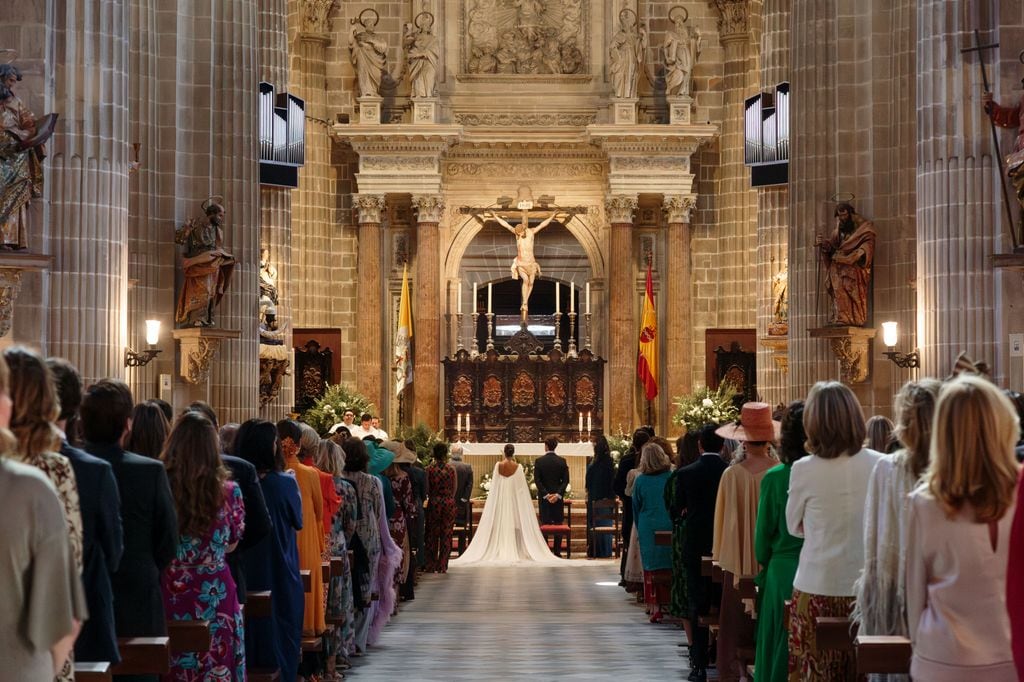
638 442 672 474
804 381 866 459
892 378 941 478
926 375 1020 523
316 439 344 476
4 347 61 460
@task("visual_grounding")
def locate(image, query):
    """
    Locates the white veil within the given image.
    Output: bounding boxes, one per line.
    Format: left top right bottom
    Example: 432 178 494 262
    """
449 461 569 566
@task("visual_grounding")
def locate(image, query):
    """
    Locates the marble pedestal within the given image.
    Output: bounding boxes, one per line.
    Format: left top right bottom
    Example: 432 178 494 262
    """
412 97 439 124
667 95 694 124
610 98 638 125
358 95 383 125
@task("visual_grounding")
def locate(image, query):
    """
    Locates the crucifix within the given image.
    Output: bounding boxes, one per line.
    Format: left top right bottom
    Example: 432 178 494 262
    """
961 28 1020 249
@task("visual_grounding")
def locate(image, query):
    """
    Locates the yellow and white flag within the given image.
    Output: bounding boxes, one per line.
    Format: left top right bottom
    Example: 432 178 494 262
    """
395 264 413 395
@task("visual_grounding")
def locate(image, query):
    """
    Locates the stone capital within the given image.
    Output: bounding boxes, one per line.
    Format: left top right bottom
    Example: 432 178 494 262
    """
604 195 638 224
412 195 445 224
711 0 751 42
663 195 697 224
300 0 336 35
172 328 241 385
354 194 386 224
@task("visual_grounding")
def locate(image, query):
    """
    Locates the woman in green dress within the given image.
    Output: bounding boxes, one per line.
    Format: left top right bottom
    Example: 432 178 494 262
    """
664 434 699 625
753 401 807 682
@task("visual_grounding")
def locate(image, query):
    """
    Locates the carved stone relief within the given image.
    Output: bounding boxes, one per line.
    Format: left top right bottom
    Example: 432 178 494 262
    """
0 269 23 338
604 195 638 224
413 195 446 224
712 0 750 40
512 370 536 406
360 156 437 172
462 0 589 76
446 161 604 178
301 0 336 34
354 194 386 224
663 195 697 224
453 112 596 127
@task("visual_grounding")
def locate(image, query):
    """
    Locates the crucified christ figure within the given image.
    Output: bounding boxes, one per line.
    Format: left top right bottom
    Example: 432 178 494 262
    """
485 209 560 315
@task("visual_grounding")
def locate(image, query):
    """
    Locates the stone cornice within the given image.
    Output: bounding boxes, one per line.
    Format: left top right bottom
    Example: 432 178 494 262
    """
332 124 464 154
586 123 719 154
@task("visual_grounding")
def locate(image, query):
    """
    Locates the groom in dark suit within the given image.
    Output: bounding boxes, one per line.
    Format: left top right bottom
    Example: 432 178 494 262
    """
534 436 570 556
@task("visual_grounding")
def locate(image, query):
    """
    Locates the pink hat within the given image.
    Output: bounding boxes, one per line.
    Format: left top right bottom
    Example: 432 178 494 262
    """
715 402 781 442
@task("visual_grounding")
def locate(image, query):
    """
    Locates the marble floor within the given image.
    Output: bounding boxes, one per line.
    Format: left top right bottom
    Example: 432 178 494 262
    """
346 561 691 680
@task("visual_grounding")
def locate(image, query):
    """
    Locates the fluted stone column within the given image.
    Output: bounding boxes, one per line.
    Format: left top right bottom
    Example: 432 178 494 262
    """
413 195 444 429
606 195 638 431
46 0 130 384
355 195 385 409
664 196 696 432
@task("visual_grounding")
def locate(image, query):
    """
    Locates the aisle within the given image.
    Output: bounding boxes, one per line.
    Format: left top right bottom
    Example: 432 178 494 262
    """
346 562 688 680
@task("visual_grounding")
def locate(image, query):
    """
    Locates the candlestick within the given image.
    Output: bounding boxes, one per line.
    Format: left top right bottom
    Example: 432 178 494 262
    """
485 312 495 351
552 311 563 352
456 311 465 351
586 282 591 314
583 311 592 351
470 311 480 357
473 282 477 310
567 310 578 358
587 411 592 433
487 282 493 314
578 411 583 433
457 280 463 314
570 281 575 312
555 281 560 314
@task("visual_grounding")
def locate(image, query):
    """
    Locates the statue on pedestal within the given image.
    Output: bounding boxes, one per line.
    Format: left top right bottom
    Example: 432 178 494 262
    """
0 61 57 250
983 57 1024 218
816 203 876 327
404 12 439 98
349 8 387 98
768 261 788 336
175 198 236 328
485 208 562 315
663 6 702 97
609 8 646 99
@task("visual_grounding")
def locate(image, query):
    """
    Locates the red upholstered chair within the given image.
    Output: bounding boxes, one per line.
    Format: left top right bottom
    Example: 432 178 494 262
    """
539 499 573 558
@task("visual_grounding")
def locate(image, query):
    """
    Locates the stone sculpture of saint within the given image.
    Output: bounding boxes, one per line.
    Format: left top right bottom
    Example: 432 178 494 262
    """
768 264 788 335
609 10 647 99
405 15 439 98
0 63 56 249
485 209 561 314
259 246 279 305
349 10 388 98
663 10 701 97
175 200 237 327
816 203 876 327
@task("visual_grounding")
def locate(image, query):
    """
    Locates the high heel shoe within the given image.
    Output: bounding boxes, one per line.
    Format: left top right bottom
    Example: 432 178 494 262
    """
649 610 664 623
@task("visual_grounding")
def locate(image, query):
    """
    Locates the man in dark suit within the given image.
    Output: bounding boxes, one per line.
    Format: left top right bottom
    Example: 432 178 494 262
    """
674 423 728 682
81 380 177 681
534 436 570 556
403 439 429 572
450 443 474 528
613 429 650 581
46 358 125 665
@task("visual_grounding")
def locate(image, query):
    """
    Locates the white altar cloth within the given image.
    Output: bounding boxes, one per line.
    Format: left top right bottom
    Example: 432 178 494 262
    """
458 442 594 457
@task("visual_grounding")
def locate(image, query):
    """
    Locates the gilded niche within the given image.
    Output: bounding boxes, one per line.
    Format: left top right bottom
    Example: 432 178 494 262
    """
463 0 588 76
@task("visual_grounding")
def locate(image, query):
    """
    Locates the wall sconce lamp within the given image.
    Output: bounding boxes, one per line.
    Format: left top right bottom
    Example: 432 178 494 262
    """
881 321 920 368
125 319 162 367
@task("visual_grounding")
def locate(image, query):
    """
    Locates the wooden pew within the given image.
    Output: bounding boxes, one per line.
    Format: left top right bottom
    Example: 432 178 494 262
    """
111 637 171 676
711 561 724 584
166 619 212 655
655 530 673 546
737 576 758 601
855 635 912 675
243 591 281 682
701 555 714 577
321 561 331 583
301 569 311 593
330 556 344 578
815 616 857 651
73 662 112 682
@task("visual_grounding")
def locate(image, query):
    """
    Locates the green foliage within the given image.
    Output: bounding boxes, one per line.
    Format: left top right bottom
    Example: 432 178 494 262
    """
393 423 446 466
605 427 632 465
301 384 376 436
671 382 741 434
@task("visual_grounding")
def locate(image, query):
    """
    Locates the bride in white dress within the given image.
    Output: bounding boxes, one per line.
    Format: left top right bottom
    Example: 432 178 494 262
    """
450 444 568 566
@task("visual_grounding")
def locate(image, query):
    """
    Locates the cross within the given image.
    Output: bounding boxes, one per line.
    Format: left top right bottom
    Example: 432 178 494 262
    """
961 28 1019 249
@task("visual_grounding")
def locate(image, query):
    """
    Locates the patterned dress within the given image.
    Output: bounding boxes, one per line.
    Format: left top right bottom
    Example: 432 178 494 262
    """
343 470 382 653
161 481 246 682
425 462 457 573
664 467 689 618
327 476 358 660
387 471 417 587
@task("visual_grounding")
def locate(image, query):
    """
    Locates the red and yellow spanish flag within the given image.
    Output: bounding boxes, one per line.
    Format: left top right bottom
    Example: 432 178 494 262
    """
637 263 658 401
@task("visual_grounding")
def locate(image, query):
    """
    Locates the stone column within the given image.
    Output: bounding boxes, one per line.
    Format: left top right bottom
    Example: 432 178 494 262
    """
45 0 130 384
355 194 385 409
605 195 638 431
412 195 445 429
663 195 696 432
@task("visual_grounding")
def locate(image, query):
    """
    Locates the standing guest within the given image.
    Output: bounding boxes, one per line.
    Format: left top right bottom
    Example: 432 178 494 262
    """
865 414 896 453
235 419 303 682
124 401 170 459
424 442 458 572
910 376 1019 680
400 438 429 583
713 403 780 682
535 436 570 557
664 433 699 634
450 443 474 535
5 348 88 682
150 398 173 424
674 424 728 682
189 401 271 605
615 429 650 580
81 378 178 681
160 412 246 680
586 434 617 558
300 422 341 537
632 441 674 622
46 358 124 667
318 438 357 675
786 381 883 681
342 437 383 656
753 401 807 682
382 442 417 590
278 418 326 636
855 379 940 682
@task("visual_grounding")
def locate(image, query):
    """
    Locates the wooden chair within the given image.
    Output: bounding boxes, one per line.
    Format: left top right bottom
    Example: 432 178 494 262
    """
587 499 620 558
539 499 573 558
815 616 857 651
453 499 474 556
111 637 171 676
166 620 212 655
854 635 912 675
74 662 112 682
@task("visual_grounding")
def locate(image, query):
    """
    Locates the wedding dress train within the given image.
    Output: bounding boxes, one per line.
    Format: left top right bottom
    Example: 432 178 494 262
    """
449 462 569 566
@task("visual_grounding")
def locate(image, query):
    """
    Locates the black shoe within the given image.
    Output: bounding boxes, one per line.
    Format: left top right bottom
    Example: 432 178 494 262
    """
687 668 706 682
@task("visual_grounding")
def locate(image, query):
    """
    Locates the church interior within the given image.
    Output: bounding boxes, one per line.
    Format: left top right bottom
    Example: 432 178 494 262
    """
4 0 1024 680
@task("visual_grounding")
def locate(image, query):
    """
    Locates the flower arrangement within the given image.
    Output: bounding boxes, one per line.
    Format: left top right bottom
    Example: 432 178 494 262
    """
606 427 632 465
393 423 446 466
672 382 741 434
301 384 376 436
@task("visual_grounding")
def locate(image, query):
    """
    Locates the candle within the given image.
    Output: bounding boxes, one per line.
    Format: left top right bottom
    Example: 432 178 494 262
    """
587 412 593 433
467 413 471 432
457 413 462 431
586 282 591 314
578 411 583 433
570 281 575 312
473 282 477 310
487 283 492 314
555 281 560 314
457 280 462 314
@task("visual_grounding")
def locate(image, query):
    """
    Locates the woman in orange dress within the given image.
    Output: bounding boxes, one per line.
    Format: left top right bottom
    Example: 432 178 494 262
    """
277 419 325 635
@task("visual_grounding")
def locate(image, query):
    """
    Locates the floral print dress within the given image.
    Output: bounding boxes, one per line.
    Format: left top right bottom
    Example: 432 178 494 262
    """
161 481 245 682
327 475 358 659
425 463 457 573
